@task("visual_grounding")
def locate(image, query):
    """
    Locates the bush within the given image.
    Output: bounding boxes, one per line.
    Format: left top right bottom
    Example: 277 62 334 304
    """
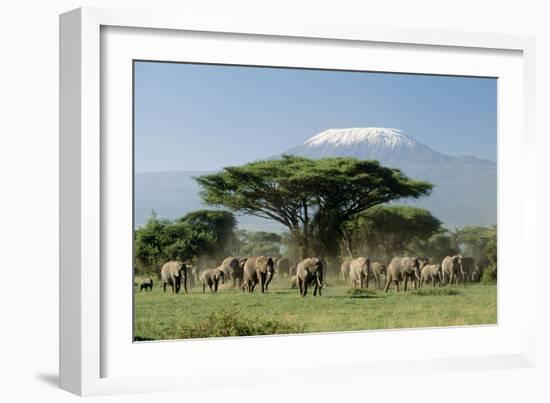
412 288 460 296
178 309 303 339
345 288 378 298
481 264 497 284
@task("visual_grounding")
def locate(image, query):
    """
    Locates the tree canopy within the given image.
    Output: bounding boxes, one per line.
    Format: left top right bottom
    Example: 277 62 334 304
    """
196 155 433 258
342 205 443 259
235 230 282 257
134 210 238 274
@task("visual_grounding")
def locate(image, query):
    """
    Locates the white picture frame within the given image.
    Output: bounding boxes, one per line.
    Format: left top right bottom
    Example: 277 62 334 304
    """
59 6 537 396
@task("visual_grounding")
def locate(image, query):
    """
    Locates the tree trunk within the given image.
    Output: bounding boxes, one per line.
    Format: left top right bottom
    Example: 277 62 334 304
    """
341 227 353 258
302 198 310 260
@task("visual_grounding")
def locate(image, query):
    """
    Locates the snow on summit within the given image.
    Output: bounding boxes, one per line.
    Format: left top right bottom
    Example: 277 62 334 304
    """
283 126 451 164
303 127 417 149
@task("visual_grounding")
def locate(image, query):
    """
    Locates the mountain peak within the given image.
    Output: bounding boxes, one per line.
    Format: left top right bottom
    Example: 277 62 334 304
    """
303 127 418 149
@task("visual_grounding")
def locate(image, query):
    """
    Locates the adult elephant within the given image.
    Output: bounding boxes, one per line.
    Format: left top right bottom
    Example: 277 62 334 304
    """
458 256 475 282
201 268 225 293
441 255 463 285
160 261 188 294
370 261 386 289
276 257 291 277
190 265 201 286
242 256 275 293
296 257 324 297
472 264 485 282
420 264 442 287
340 258 352 282
289 264 297 277
217 257 241 284
229 257 246 288
384 257 421 292
349 257 371 288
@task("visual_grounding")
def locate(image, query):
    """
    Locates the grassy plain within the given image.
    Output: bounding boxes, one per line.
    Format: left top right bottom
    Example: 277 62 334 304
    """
134 275 497 341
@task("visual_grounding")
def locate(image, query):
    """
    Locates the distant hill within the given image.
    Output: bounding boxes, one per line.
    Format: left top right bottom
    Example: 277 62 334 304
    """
134 171 283 231
284 128 496 228
135 127 496 230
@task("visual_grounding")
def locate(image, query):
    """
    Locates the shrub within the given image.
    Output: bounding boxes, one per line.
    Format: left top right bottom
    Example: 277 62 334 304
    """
345 288 378 298
178 309 303 339
412 288 460 296
481 264 497 284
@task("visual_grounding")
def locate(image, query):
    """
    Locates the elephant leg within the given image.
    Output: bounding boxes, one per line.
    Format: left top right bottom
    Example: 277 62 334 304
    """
313 284 318 296
259 273 265 293
403 277 408 292
384 276 391 293
163 282 167 292
366 275 370 289
213 280 218 293
202 283 205 293
395 280 400 292
303 282 308 297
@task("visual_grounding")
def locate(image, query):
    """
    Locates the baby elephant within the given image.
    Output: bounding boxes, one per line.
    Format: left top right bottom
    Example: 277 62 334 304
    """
139 278 153 292
201 268 225 293
420 264 441 287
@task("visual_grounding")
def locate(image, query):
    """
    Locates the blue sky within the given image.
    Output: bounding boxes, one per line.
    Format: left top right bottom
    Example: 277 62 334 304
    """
134 61 496 173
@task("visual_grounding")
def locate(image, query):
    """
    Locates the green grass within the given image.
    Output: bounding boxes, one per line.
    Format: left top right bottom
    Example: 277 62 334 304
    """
134 276 497 341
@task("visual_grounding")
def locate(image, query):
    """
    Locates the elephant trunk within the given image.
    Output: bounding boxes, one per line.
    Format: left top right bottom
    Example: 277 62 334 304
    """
316 271 323 288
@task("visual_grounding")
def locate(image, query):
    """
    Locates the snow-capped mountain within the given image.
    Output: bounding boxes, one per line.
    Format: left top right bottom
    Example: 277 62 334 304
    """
283 127 497 228
134 127 496 229
287 127 452 164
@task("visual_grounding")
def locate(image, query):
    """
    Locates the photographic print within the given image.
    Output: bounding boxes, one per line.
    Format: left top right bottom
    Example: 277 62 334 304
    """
133 61 497 341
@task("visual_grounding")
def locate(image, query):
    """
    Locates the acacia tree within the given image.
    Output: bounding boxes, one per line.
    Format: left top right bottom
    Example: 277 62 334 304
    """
342 205 442 259
134 210 238 274
196 156 432 259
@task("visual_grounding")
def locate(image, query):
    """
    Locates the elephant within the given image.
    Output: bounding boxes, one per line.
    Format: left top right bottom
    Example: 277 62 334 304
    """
414 257 430 288
139 278 153 292
370 261 386 289
441 255 463 285
160 261 188 294
349 257 371 288
289 264 297 277
228 257 246 288
217 257 241 285
241 256 275 293
420 264 442 287
201 268 225 293
276 257 291 277
384 257 421 292
190 265 201 285
471 264 485 282
458 256 475 282
340 258 352 282
296 257 324 297
183 265 197 289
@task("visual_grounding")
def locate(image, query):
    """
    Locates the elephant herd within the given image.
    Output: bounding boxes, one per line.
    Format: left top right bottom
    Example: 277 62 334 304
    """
340 254 480 292
137 254 479 297
137 255 325 297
